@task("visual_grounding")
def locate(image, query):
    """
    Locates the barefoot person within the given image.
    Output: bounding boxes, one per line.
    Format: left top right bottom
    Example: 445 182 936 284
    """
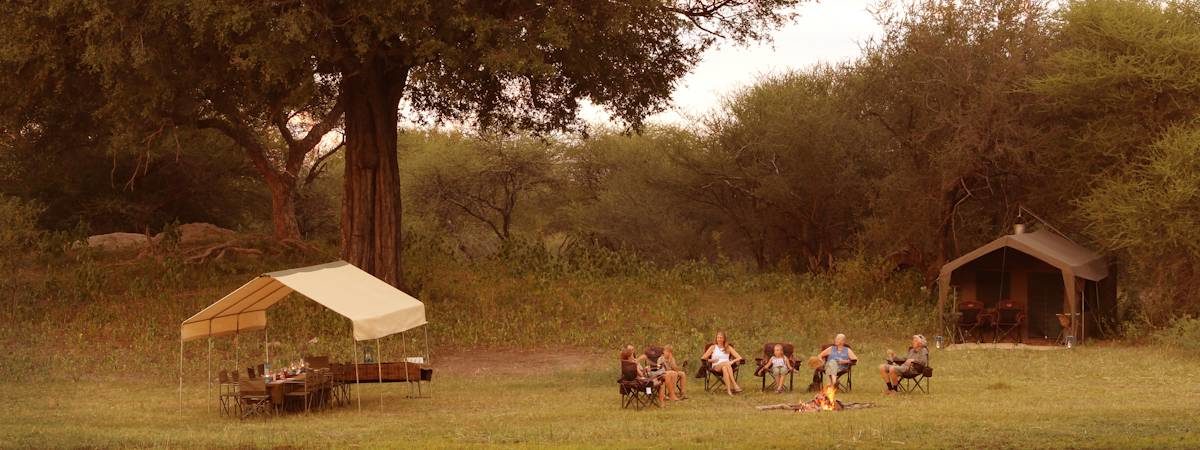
817 333 858 390
878 334 929 394
656 345 688 400
701 331 744 395
621 347 665 403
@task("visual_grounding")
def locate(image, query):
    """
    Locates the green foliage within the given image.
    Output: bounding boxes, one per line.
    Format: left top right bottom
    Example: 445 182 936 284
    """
0 194 44 255
1080 123 1200 321
1153 315 1200 351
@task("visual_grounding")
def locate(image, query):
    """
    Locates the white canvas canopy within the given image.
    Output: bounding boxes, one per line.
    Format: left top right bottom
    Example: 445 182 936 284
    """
181 260 426 342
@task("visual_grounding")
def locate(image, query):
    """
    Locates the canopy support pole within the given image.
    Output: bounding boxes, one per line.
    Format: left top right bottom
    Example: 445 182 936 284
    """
207 338 213 413
352 328 361 412
234 331 239 377
178 337 184 415
377 338 384 411
403 332 412 398
424 326 432 399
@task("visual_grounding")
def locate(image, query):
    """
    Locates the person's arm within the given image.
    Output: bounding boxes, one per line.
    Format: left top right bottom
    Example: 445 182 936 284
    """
701 346 714 361
847 348 859 363
818 346 831 360
913 348 929 367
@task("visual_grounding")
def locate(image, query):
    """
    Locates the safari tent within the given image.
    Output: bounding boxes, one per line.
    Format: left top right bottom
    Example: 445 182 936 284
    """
936 227 1117 342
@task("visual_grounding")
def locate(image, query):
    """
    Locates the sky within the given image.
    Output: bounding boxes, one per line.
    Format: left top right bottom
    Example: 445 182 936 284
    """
580 1 886 126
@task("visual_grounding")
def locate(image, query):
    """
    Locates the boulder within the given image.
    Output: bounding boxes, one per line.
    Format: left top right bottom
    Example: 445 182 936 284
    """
86 232 150 250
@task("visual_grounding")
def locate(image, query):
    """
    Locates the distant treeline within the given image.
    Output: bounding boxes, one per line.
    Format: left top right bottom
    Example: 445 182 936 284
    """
2 0 1199 323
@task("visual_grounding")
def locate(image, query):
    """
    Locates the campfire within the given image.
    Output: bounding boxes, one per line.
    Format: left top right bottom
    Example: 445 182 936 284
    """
755 386 872 413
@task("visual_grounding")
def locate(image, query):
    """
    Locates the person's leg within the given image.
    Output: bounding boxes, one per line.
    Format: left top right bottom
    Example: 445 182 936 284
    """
878 364 893 393
665 372 680 400
824 359 841 388
729 365 742 392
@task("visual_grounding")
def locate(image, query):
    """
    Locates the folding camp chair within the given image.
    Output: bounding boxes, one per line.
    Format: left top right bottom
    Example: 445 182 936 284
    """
617 360 660 410
993 300 1025 343
642 346 685 395
893 347 932 394
696 342 744 393
955 300 992 343
217 370 240 416
753 342 799 392
810 344 856 393
238 379 273 419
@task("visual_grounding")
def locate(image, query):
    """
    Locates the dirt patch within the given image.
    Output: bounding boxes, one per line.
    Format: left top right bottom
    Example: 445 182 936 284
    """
432 347 609 377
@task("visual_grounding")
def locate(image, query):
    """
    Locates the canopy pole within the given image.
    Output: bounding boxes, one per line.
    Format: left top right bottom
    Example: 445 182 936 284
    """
403 332 412 398
264 327 269 375
1081 284 1087 343
424 326 432 399
376 338 384 411
234 331 239 376
178 337 184 415
352 329 361 412
207 337 212 413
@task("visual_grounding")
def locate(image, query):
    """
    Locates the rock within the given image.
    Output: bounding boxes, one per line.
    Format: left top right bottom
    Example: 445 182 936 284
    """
177 223 236 245
86 232 150 250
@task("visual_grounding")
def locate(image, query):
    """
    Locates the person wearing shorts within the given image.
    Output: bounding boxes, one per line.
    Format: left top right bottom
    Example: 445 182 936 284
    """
878 334 929 394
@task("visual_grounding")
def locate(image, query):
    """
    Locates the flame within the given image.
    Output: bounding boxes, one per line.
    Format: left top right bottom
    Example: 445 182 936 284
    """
820 385 837 411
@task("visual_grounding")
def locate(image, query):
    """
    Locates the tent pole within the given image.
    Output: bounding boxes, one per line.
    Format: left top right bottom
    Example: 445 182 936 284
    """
178 337 184 415
1082 285 1087 343
423 326 432 399
377 338 384 411
234 331 239 376
402 331 412 398
207 338 213 413
353 330 361 412
264 327 269 375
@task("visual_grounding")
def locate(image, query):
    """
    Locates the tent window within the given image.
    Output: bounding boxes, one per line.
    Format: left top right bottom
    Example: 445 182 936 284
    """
976 270 1010 309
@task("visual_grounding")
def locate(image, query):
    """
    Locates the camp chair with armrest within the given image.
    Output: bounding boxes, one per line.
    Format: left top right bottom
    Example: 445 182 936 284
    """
993 300 1026 344
810 344 856 393
641 346 686 395
956 300 992 343
753 342 799 392
237 379 272 419
696 342 744 393
891 347 933 394
617 360 660 410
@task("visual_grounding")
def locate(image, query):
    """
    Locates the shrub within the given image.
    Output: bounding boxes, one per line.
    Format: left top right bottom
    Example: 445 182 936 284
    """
1153 315 1200 351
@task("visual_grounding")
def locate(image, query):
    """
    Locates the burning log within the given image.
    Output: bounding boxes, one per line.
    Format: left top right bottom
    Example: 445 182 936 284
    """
756 386 874 413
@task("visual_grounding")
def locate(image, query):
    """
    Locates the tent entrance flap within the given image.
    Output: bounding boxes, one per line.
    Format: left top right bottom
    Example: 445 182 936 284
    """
180 260 427 342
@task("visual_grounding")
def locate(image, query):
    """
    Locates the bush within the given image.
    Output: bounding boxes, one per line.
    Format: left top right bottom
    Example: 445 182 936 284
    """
0 194 44 255
1153 315 1200 351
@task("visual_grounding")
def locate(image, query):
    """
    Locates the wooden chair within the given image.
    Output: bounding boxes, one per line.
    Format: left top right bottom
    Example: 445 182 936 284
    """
753 342 799 392
617 360 659 410
329 363 350 407
304 355 330 370
237 379 272 419
893 347 933 394
696 342 744 393
956 300 992 343
993 300 1026 343
811 344 856 392
288 370 332 412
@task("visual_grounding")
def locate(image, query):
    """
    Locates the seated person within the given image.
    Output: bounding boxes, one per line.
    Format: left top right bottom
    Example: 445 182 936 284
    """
700 331 744 396
653 345 687 400
757 343 795 393
878 334 930 394
620 347 664 402
816 333 858 390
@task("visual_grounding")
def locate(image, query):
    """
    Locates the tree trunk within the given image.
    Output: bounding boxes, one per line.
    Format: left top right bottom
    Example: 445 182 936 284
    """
339 59 403 287
265 176 302 241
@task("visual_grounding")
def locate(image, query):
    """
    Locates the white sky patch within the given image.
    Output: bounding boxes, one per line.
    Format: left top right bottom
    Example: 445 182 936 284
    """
580 0 886 127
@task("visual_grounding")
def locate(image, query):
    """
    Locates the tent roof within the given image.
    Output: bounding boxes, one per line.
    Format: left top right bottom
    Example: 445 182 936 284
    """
939 229 1108 281
180 261 426 342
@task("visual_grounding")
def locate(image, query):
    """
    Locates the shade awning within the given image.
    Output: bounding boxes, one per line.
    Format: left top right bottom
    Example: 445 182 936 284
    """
180 261 426 342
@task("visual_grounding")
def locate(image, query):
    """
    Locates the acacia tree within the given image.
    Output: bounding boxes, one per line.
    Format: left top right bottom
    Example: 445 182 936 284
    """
180 0 799 286
405 133 559 244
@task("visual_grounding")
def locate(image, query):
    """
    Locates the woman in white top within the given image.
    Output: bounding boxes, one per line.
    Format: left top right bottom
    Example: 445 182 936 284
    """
700 331 744 395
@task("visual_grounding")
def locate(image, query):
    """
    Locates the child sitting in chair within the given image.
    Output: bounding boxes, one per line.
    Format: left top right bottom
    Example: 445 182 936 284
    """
758 344 794 393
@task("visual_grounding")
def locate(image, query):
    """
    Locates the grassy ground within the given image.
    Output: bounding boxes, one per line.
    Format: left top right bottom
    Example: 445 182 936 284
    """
3 343 1198 448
